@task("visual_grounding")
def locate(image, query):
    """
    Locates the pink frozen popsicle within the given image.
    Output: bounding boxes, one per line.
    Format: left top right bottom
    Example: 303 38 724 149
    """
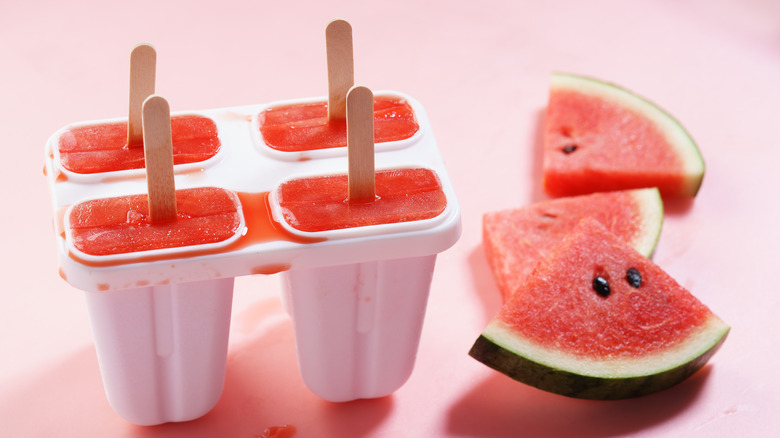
278 168 446 232
257 20 418 153
277 85 449 402
70 186 242 256
56 44 221 175
69 95 240 426
57 115 221 174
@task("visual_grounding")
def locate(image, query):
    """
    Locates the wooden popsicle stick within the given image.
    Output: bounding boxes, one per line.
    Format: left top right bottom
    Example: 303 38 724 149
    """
326 19 354 121
142 95 177 222
128 43 157 146
347 85 375 202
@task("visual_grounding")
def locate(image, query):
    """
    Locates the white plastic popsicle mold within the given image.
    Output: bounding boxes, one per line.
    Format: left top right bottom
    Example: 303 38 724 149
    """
84 278 234 425
43 91 461 425
282 255 436 402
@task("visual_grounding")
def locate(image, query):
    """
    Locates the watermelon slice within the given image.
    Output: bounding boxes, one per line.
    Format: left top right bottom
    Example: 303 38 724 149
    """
543 72 705 198
469 218 729 400
483 188 663 302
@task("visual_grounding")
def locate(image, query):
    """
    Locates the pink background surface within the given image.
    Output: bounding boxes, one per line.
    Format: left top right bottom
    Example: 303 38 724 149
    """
2 0 779 436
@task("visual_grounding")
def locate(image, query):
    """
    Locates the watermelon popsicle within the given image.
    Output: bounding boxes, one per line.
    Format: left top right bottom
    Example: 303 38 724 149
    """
255 20 419 158
69 96 243 425
53 44 221 177
277 168 447 401
271 86 448 401
57 114 221 175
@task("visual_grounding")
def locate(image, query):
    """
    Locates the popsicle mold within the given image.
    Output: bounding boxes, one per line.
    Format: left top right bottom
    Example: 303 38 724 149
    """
85 278 234 425
43 91 461 425
282 255 435 402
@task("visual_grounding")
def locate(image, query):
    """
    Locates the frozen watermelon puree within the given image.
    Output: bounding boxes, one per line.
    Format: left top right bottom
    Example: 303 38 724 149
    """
69 187 241 256
57 115 220 174
258 96 418 152
497 219 713 360
544 89 687 196
277 168 446 232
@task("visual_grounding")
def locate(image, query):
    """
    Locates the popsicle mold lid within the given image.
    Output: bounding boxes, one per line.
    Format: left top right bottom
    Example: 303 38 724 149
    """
44 91 462 293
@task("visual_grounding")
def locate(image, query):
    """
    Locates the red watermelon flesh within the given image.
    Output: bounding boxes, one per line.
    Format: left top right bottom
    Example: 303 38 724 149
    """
469 218 728 400
483 188 662 302
543 73 705 198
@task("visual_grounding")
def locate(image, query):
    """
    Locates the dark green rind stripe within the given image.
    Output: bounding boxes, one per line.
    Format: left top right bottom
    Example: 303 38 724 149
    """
468 329 729 400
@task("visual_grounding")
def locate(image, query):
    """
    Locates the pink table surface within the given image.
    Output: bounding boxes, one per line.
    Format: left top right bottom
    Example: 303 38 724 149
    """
2 0 779 436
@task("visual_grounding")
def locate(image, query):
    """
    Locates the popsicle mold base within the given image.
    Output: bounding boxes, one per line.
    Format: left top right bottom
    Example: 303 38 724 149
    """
282 255 436 402
84 278 234 426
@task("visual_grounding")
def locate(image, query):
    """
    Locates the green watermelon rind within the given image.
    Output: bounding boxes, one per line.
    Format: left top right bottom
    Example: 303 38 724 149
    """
550 72 705 197
469 310 729 400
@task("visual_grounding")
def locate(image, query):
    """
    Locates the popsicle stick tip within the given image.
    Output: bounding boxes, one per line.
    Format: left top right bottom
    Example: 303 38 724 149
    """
131 42 156 56
143 94 168 110
348 85 372 99
326 18 352 34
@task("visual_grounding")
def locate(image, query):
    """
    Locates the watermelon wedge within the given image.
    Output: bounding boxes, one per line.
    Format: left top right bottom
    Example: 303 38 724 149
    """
470 218 729 400
543 72 705 198
483 188 663 302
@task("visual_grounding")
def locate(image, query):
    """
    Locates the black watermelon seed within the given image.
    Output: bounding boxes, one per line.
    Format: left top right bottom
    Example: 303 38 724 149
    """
593 276 610 297
562 144 578 154
626 268 642 288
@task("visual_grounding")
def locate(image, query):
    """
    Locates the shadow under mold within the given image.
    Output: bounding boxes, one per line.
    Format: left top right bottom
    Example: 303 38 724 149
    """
131 297 395 438
0 294 394 437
